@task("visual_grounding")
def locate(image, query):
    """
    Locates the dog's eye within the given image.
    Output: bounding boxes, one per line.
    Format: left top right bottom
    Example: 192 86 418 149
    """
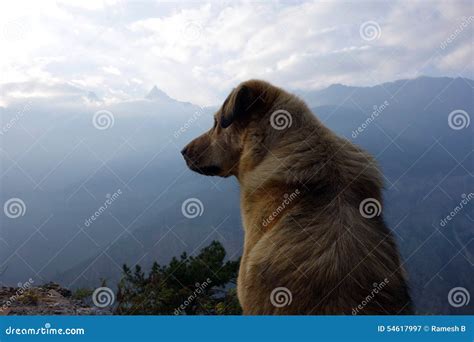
213 117 217 129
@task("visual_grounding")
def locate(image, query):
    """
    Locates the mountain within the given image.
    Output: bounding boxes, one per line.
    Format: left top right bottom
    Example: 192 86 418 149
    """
145 85 173 101
0 76 472 315
301 76 474 109
85 91 101 103
144 85 196 108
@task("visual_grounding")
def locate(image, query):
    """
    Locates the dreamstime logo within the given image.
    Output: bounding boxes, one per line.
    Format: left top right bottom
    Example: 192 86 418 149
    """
448 287 470 308
270 109 292 130
92 110 115 130
2 17 30 42
359 21 381 41
270 287 292 308
92 287 115 308
3 198 26 219
359 198 382 219
4 322 85 336
182 21 202 41
181 198 204 218
448 110 470 130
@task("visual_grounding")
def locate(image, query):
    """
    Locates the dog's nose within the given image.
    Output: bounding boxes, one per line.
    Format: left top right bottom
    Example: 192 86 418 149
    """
181 146 188 156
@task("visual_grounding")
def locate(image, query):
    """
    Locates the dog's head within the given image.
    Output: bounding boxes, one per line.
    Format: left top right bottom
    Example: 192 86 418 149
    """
181 80 279 177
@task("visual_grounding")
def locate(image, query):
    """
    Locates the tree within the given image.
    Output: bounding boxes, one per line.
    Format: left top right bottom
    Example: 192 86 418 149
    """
116 241 242 315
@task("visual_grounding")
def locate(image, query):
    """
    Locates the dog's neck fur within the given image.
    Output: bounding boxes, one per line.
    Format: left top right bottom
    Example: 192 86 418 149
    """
236 101 383 254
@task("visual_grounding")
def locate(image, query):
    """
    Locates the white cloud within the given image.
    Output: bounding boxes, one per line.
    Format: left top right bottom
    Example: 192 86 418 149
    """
0 0 472 106
437 43 473 72
102 66 122 76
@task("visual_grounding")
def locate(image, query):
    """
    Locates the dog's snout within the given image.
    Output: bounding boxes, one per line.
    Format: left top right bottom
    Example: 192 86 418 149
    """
181 146 188 156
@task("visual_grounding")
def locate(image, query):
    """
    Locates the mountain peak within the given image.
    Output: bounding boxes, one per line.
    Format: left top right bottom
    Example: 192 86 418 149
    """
145 85 173 101
87 91 101 102
327 83 349 89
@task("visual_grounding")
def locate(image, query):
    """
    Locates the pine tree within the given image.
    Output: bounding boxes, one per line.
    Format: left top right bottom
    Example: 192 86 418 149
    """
116 241 242 315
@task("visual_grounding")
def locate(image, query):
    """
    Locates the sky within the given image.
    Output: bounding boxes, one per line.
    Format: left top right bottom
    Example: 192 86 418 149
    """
0 0 472 106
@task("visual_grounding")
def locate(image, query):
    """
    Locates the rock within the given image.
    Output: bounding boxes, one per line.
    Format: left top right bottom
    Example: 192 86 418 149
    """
42 282 72 298
0 283 112 315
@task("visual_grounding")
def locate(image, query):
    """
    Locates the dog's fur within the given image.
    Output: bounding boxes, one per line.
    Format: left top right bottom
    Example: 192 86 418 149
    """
182 80 413 315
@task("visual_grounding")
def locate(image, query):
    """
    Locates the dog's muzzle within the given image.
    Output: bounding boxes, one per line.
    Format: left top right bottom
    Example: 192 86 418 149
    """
181 147 222 176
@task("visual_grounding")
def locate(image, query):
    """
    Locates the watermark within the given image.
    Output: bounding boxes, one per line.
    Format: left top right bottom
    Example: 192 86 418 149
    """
181 21 203 42
440 193 473 227
92 287 115 308
352 100 389 139
0 278 34 313
174 278 212 315
440 16 474 50
262 189 300 227
270 287 292 308
173 106 205 139
270 109 292 130
83 190 122 227
352 278 390 315
448 109 470 130
3 198 26 219
359 21 381 41
448 287 470 308
5 323 84 336
2 17 30 42
92 110 114 130
0 102 31 136
181 197 204 219
359 198 382 219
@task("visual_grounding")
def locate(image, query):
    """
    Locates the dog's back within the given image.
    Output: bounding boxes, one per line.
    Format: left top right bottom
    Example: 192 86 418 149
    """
237 87 413 315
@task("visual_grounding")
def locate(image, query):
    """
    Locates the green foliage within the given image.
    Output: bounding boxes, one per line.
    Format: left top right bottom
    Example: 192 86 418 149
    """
215 288 242 315
116 241 242 315
72 288 93 301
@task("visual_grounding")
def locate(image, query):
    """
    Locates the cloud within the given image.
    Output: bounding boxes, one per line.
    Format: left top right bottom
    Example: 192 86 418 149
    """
0 0 472 106
102 66 122 76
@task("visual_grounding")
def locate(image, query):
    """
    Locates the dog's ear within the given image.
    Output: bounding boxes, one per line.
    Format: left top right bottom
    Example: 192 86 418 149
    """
220 85 261 128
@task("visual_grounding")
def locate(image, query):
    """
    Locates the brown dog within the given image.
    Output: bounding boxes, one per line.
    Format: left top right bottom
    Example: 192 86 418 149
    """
181 80 413 315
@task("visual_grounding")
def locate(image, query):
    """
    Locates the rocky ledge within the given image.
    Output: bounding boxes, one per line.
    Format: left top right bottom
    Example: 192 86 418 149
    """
0 282 112 315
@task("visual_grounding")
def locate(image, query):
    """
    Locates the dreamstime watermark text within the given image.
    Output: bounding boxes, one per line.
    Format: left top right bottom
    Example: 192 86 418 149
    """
440 16 473 50
262 189 300 227
0 278 34 313
352 278 390 315
83 190 122 227
439 193 473 227
4 323 85 336
352 101 389 139
173 106 205 139
0 102 31 135
174 278 212 315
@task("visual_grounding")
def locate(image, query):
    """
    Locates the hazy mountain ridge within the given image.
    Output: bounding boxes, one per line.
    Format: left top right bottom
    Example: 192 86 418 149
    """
1 76 472 314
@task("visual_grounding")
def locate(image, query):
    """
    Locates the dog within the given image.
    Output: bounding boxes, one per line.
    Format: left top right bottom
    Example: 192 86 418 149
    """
181 80 413 315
